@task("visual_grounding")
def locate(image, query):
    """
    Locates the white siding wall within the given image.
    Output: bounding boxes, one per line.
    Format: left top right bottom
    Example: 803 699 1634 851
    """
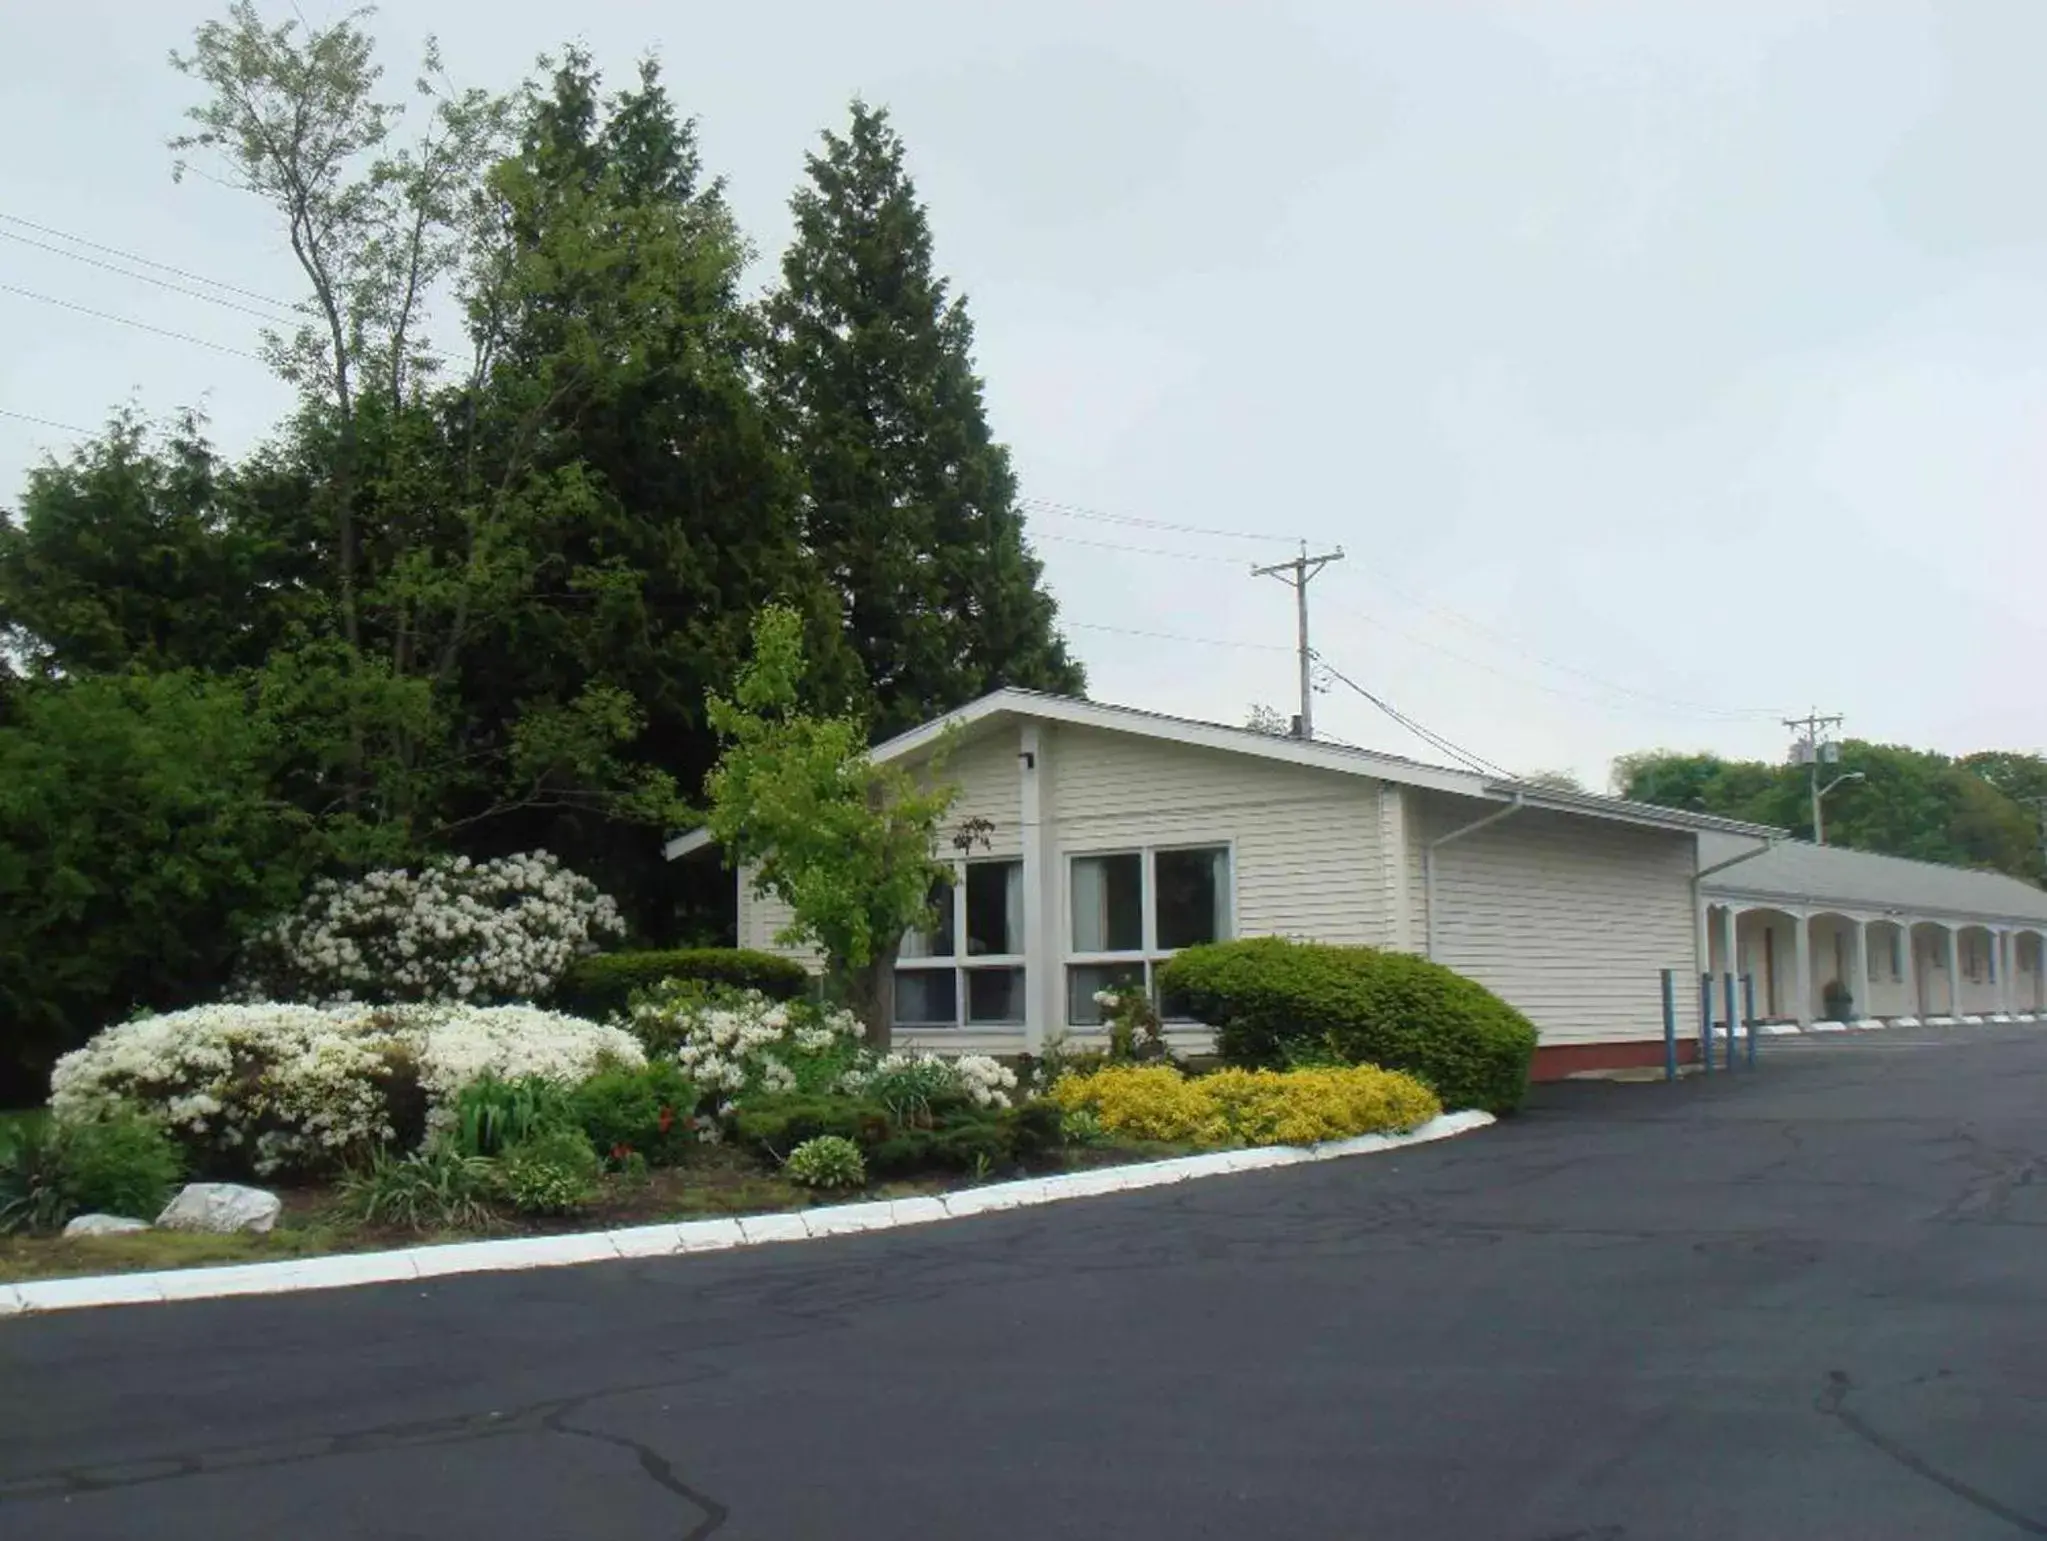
1047 725 1385 945
1411 793 1699 1046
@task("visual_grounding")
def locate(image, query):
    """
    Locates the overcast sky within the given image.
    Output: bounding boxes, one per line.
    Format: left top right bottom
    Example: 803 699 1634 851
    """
4 1 2041 787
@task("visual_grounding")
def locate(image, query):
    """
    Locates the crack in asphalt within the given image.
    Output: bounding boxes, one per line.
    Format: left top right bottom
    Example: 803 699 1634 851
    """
542 1399 728 1539
1816 1370 2047 1536
0 1369 730 1530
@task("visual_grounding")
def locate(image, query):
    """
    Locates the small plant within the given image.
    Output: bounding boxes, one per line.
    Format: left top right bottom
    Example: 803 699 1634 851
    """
0 1112 184 1234
453 1074 579 1158
850 1055 968 1127
568 1062 699 1168
0 1119 73 1235
1059 1107 1109 1147
335 1142 500 1232
1095 984 1169 1064
496 1129 603 1215
784 1135 866 1190
56 1112 185 1219
1822 979 1856 1022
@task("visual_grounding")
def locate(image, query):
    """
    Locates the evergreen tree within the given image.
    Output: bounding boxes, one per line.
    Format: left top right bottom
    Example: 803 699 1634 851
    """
767 102 1082 737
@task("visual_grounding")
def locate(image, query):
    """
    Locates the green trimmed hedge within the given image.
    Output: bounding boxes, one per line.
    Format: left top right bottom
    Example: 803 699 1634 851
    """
553 948 810 1021
730 1095 1064 1178
1157 937 1537 1114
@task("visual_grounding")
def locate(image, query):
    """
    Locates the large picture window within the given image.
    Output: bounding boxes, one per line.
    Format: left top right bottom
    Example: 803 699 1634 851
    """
1066 844 1233 1025
894 859 1025 1029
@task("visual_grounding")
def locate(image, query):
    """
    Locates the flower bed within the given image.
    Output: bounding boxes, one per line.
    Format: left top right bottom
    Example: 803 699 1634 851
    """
49 1003 643 1175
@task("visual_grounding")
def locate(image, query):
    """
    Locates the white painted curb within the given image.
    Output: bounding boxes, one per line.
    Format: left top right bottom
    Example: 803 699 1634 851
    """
0 1111 1495 1318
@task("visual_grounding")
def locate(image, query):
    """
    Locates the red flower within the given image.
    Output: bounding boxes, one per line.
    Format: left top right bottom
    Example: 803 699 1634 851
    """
657 1105 675 1134
611 1142 633 1161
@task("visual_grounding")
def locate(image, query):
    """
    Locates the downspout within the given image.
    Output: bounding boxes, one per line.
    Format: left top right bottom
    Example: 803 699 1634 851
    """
1424 793 1525 960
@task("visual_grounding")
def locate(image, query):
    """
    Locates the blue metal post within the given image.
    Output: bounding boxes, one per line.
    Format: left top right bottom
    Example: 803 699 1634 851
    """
1699 973 1714 1074
1744 973 1758 1068
1661 969 1678 1082
1723 972 1740 1071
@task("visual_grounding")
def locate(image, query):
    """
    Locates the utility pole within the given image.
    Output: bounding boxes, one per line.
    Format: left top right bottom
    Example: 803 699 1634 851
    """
1253 541 1345 739
1783 710 1850 843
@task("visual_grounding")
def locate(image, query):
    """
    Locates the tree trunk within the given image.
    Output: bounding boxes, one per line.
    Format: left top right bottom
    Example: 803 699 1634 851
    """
842 943 899 1052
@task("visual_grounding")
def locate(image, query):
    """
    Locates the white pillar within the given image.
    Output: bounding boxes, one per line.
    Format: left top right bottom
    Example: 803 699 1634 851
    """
1996 929 2014 1016
1792 912 1813 1027
1720 906 1739 1035
1019 721 1057 1054
1899 923 1917 1018
1945 927 1963 1018
1850 919 1870 1023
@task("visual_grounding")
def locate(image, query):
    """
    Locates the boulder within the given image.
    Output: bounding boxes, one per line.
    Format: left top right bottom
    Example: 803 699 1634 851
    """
156 1183 282 1235
62 1213 150 1238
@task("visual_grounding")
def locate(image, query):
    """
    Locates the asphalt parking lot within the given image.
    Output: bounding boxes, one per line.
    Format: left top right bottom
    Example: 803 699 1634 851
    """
3 1024 2043 1540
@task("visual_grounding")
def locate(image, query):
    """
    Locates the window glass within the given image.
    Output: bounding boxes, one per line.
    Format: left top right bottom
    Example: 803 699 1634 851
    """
1155 847 1231 950
1070 853 1143 953
894 969 958 1027
898 878 955 959
1067 962 1145 1026
965 861 1023 956
965 967 1026 1025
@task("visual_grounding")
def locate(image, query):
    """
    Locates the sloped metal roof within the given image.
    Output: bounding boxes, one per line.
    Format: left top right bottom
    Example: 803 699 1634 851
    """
1699 830 2047 925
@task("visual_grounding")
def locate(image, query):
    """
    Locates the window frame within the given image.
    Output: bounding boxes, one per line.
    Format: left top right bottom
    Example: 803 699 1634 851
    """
1063 840 1237 1025
893 856 1027 1030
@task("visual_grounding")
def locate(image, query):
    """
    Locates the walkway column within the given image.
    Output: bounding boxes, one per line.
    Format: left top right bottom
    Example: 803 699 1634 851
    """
1997 930 2014 1016
1849 919 1870 1023
1899 923 1917 1019
1720 906 1739 1035
1945 927 1963 1018
1792 912 1813 1027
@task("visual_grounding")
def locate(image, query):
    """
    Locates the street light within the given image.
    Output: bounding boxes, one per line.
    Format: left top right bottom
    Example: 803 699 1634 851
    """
1814 770 1865 846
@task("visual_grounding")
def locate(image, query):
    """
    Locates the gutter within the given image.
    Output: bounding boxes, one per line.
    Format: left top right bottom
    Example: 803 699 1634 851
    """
1424 793 1525 960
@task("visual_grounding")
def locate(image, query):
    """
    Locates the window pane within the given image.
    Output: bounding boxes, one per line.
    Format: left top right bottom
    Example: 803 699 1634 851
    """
894 969 958 1027
965 861 1023 956
1067 962 1145 1026
965 966 1026 1025
1155 847 1231 950
898 877 955 960
1071 853 1142 953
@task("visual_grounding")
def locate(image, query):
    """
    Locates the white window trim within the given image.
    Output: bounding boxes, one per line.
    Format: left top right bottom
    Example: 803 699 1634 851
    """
1061 840 1238 1025
894 856 1027 1030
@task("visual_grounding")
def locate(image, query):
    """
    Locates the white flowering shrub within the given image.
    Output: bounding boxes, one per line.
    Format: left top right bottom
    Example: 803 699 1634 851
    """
839 1052 1017 1116
633 986 863 1105
237 851 626 1005
49 1002 642 1176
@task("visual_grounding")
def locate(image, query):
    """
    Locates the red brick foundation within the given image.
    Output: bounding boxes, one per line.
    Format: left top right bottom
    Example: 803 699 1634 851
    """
1530 1038 1700 1081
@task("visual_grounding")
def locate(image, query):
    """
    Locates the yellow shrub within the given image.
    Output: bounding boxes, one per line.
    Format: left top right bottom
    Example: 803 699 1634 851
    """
1052 1063 1440 1149
1049 1065 1228 1144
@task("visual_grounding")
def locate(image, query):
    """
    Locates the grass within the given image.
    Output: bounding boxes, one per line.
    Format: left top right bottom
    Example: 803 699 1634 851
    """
0 1141 1181 1284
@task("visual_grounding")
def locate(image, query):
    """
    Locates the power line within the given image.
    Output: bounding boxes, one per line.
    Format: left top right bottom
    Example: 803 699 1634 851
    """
1313 651 1518 780
0 228 297 324
0 407 96 436
1033 530 1247 565
1020 496 1302 546
1066 620 1292 652
1344 566 1787 720
0 213 296 311
0 282 263 360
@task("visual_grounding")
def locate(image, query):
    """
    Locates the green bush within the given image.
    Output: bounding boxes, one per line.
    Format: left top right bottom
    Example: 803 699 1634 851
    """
452 1074 579 1158
335 1142 500 1232
568 1062 699 1168
496 1129 603 1215
554 948 810 1022
784 1135 866 1190
1158 937 1538 1114
0 1111 184 1234
729 1094 892 1154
